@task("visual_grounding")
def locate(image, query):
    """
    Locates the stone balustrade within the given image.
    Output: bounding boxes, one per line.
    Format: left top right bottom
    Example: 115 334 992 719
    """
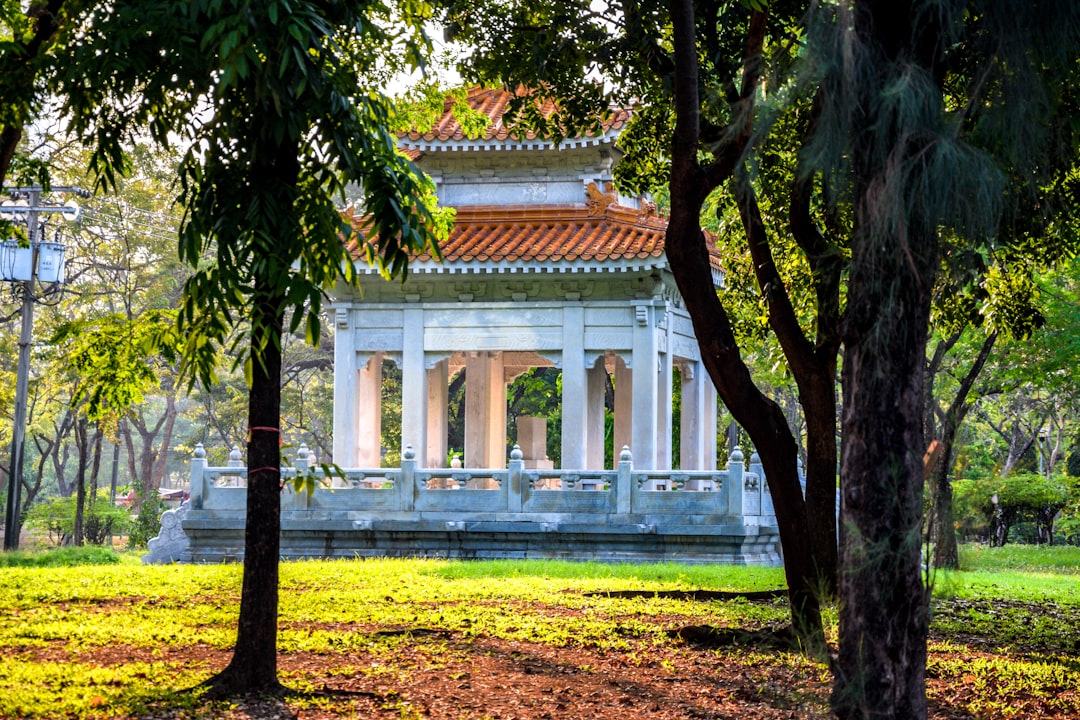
154 442 780 565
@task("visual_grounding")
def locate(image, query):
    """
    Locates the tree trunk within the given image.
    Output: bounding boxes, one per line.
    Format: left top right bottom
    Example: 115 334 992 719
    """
72 417 89 546
737 177 841 596
832 3 939 716
205 286 286 697
667 0 824 650
150 389 179 488
930 332 997 570
203 105 300 695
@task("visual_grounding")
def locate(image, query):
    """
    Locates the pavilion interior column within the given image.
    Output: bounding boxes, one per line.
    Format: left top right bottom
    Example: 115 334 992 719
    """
355 351 383 468
680 360 706 471
400 309 428 466
704 377 718 471
613 355 632 460
561 307 587 469
426 359 449 468
656 322 673 470
630 301 659 470
332 308 358 467
465 351 507 469
585 359 606 469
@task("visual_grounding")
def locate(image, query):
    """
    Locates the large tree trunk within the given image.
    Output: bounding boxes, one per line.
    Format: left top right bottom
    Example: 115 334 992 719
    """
204 108 300 695
667 0 824 650
832 3 940 716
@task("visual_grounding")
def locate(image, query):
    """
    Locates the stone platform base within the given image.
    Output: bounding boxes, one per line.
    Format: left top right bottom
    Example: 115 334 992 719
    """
180 515 781 566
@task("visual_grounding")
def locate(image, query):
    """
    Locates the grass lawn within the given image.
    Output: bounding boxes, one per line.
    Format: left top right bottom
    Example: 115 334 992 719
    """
0 545 1076 718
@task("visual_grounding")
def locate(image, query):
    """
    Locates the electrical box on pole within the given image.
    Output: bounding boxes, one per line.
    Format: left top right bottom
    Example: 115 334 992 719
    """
0 241 34 282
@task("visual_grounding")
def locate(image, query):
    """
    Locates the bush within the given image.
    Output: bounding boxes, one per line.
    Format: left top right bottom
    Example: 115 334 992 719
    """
24 491 131 547
127 494 165 549
954 472 1077 546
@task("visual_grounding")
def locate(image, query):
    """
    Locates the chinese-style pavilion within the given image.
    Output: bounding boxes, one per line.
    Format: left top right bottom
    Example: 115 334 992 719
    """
331 88 724 473
152 88 780 565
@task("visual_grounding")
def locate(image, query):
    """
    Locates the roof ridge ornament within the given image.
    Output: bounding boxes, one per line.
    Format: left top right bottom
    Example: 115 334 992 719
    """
585 181 617 216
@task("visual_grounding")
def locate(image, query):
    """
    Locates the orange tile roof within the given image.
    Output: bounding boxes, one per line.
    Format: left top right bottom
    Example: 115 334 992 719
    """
347 187 723 275
401 87 630 145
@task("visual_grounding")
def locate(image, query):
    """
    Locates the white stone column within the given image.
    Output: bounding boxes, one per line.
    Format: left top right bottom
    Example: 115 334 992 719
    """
704 375 718 471
356 352 383 468
465 351 507 468
332 308 357 467
464 352 488 468
614 355 632 460
426 359 449 468
656 307 673 470
486 352 506 468
400 308 427 467
586 360 607 469
630 301 659 470
680 361 706 470
561 307 587 469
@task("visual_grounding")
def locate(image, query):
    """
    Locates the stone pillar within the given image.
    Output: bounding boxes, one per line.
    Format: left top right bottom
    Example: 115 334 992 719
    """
517 416 553 469
401 309 427 467
680 361 705 471
585 360 607 469
332 308 357 467
426 359 449 468
656 309 673 470
486 353 506 468
613 355 632 460
561 306 587 469
704 376 718 471
465 351 507 468
630 301 659 470
356 352 383 467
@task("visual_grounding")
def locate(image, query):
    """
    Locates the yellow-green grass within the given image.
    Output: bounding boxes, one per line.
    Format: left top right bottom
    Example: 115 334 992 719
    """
0 550 1076 718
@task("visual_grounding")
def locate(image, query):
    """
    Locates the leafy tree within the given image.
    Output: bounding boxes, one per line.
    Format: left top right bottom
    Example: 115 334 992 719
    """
446 0 829 652
0 0 81 187
447 1 1080 716
57 0 451 696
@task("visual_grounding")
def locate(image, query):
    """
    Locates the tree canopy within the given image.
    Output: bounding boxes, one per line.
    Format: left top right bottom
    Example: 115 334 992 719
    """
54 0 454 694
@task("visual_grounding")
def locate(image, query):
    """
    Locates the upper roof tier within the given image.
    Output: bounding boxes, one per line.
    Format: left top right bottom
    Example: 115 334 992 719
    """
346 183 724 278
399 87 630 156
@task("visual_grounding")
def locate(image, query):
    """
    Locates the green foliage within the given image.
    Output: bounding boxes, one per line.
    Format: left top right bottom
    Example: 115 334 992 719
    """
24 492 130 547
127 495 165 550
954 472 1078 545
58 0 452 389
0 546 121 568
50 311 179 434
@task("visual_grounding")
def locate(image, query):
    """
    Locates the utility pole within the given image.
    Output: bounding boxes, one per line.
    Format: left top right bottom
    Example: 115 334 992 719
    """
2 186 84 550
3 187 38 550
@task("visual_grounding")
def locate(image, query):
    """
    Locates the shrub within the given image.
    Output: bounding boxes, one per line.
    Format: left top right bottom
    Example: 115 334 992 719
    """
127 494 165 549
24 491 131 547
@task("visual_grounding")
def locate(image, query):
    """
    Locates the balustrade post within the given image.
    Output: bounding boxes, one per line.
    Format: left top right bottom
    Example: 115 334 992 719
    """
508 445 524 513
291 444 311 510
726 446 745 517
616 446 632 515
397 445 417 511
189 444 207 510
752 452 774 516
